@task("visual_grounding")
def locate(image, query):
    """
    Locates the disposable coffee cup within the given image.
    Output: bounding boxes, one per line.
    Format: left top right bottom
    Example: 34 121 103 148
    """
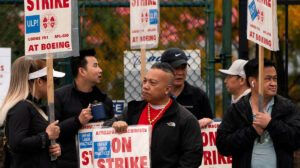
91 102 106 121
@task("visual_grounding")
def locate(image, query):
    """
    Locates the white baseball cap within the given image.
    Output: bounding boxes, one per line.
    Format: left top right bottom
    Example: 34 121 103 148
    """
218 59 248 78
29 67 65 80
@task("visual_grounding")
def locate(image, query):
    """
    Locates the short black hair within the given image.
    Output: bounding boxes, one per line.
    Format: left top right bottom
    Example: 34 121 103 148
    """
71 49 96 78
151 62 175 76
244 58 276 87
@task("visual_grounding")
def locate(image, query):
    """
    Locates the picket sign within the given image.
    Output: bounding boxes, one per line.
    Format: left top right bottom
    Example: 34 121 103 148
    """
200 122 232 168
78 124 151 168
24 0 76 160
247 0 279 113
0 48 11 108
130 0 159 82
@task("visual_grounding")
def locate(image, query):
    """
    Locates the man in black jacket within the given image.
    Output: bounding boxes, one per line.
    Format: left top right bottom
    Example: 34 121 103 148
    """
160 48 213 128
216 58 300 168
105 62 203 168
55 49 114 168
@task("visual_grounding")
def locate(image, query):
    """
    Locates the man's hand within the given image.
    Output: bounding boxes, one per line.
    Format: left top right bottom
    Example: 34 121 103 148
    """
252 123 264 136
198 118 213 129
112 121 128 134
253 110 271 129
49 143 61 157
78 104 93 125
46 120 60 140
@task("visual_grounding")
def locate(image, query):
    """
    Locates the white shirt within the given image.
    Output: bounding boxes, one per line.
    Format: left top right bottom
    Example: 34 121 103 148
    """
232 88 251 103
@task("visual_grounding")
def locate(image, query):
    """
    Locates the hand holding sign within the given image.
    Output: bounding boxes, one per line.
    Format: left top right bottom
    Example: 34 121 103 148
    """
253 110 271 129
46 120 60 140
112 121 128 134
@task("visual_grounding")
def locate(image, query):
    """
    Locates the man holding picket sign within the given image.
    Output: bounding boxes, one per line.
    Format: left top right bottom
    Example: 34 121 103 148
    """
104 62 203 168
216 58 300 168
216 0 300 167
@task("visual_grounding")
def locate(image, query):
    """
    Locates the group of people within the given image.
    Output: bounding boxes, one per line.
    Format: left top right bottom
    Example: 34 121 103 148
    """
0 47 300 168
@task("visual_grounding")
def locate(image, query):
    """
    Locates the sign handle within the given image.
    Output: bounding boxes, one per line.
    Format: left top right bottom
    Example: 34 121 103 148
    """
258 46 264 113
46 53 57 161
140 47 146 83
258 46 264 143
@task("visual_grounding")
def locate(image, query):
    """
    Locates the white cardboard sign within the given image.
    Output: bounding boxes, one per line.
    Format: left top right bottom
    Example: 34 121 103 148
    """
200 122 232 168
92 125 151 168
78 124 151 168
247 0 279 51
24 0 72 55
130 0 159 49
0 48 11 107
79 122 104 168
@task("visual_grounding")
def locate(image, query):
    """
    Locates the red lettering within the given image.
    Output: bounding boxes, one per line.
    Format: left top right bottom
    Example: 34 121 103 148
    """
257 0 271 7
89 151 93 165
112 138 121 153
203 151 212 165
227 156 232 163
55 0 63 8
131 0 157 7
125 157 129 168
36 0 40 10
209 132 217 146
212 150 217 165
28 45 34 52
130 157 139 168
122 137 132 153
63 0 69 7
217 152 227 164
115 158 123 168
140 156 147 168
81 151 89 165
0 65 4 71
106 158 114 168
97 159 105 168
26 0 69 11
42 0 49 10
27 0 34 11
201 132 208 147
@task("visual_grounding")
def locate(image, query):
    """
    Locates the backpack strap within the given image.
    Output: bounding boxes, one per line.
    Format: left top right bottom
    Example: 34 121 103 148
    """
25 100 48 121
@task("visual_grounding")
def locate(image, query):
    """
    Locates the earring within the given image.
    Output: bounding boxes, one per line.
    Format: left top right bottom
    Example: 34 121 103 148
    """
251 81 255 88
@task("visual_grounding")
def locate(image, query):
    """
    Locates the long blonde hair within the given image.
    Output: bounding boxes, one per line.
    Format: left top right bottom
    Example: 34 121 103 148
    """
0 56 45 126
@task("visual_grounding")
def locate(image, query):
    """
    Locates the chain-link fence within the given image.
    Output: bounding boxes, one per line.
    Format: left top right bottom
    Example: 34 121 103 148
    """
77 0 216 112
0 0 215 164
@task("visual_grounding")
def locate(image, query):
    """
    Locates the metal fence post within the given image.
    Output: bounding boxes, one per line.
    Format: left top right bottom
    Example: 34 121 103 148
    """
222 0 232 115
208 1 216 117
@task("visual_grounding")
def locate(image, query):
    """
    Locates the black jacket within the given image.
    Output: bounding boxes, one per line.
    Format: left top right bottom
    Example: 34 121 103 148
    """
55 82 114 168
176 81 213 119
216 94 300 168
5 98 53 168
104 98 203 168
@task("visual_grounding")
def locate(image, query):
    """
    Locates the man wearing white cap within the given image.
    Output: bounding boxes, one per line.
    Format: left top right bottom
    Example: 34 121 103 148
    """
219 59 250 103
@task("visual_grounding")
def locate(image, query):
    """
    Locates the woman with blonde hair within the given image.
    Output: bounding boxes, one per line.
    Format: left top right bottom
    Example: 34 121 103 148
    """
0 56 64 168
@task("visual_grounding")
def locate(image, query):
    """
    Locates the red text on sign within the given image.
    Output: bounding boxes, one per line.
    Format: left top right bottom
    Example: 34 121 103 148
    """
41 41 70 50
112 137 132 153
97 156 148 168
257 0 271 8
82 150 93 166
131 0 156 7
202 131 217 147
26 0 70 11
203 150 232 165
